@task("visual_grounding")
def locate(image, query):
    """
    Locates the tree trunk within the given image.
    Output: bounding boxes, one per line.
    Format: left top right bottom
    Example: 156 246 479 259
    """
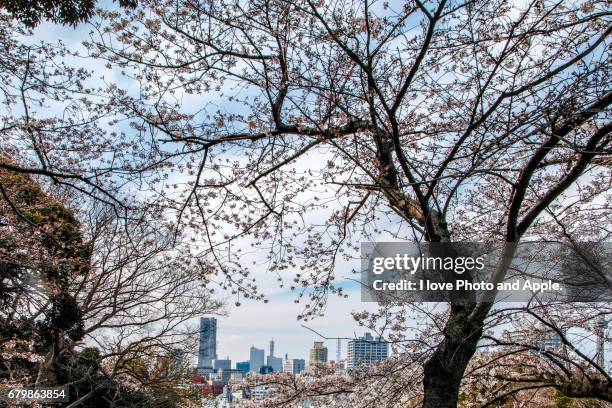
422 302 483 408
420 218 485 408
35 349 58 387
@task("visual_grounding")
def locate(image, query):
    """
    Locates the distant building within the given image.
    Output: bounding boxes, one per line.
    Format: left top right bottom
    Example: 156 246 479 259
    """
267 339 283 372
168 349 185 376
535 333 562 351
259 365 273 375
216 368 244 384
283 358 305 374
213 358 231 371
236 361 250 373
191 376 224 397
251 385 270 401
250 346 265 373
216 384 251 408
267 355 283 372
506 329 563 352
347 333 388 368
197 317 217 373
309 341 328 369
216 385 233 407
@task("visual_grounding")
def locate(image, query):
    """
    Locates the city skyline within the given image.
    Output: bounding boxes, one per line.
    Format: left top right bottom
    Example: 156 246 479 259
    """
195 314 390 374
194 280 382 365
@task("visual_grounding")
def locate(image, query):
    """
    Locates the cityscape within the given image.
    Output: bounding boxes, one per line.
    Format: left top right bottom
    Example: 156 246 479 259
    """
186 317 593 407
191 317 389 405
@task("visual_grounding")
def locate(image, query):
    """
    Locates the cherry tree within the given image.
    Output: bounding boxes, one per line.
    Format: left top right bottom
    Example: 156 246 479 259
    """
86 0 610 406
0 0 610 405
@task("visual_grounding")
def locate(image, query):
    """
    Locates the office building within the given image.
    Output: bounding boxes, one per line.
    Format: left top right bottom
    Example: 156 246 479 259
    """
309 341 328 369
197 317 217 372
267 355 283 372
167 349 185 376
216 368 244 384
267 338 283 372
236 361 250 373
217 385 233 407
259 365 273 375
534 333 562 351
347 333 388 368
283 358 305 374
213 358 231 371
250 346 265 373
251 385 269 401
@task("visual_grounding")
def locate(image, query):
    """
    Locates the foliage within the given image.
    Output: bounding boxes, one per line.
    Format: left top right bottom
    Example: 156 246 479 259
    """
0 168 88 354
0 0 137 27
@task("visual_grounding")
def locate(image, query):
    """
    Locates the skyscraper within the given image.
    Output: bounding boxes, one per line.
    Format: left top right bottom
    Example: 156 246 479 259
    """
249 346 265 373
197 317 217 372
309 341 328 369
347 333 388 368
267 338 283 372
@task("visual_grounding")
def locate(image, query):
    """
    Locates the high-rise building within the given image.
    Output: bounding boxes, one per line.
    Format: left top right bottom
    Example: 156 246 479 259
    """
213 358 231 371
236 361 250 373
267 338 282 372
249 346 265 373
283 358 305 374
309 341 328 369
251 385 269 401
197 317 217 372
267 355 283 372
347 333 388 368
596 316 607 368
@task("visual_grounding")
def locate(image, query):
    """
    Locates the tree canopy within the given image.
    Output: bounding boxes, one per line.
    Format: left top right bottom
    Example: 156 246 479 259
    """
0 0 137 27
0 0 610 406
